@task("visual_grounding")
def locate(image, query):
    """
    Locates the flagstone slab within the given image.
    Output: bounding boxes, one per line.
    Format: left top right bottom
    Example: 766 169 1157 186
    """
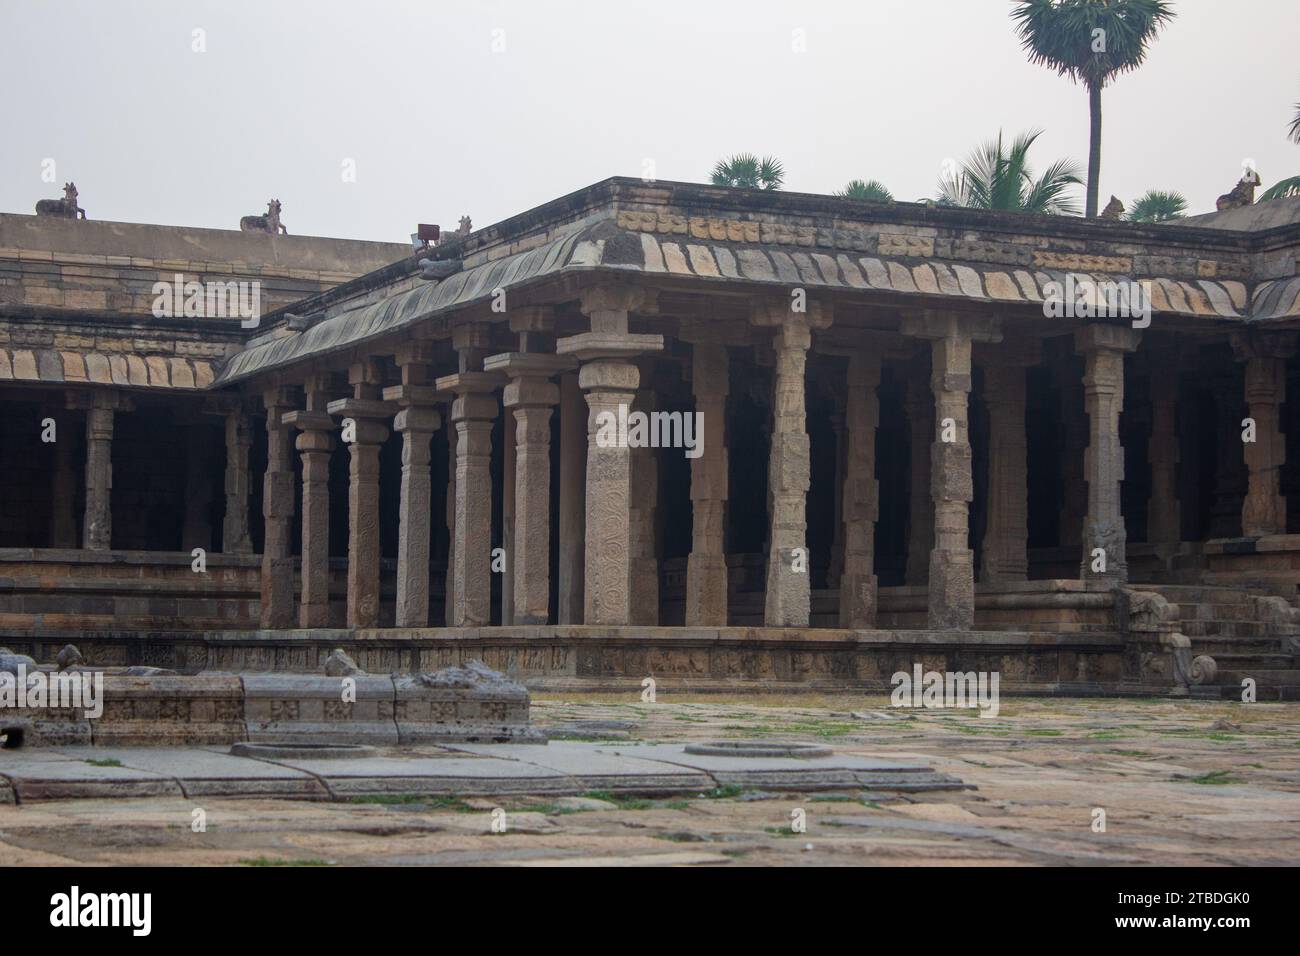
90 747 328 799
443 742 714 793
0 750 183 801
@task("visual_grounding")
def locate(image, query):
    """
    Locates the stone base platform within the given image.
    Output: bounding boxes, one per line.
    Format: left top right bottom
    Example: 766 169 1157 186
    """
0 741 965 803
2 625 1184 696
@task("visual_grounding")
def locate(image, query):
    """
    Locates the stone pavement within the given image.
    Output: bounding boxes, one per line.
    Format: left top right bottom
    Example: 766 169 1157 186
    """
0 694 1296 866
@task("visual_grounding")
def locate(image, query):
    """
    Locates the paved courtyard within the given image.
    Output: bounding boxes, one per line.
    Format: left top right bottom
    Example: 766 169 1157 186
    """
1 693 1297 866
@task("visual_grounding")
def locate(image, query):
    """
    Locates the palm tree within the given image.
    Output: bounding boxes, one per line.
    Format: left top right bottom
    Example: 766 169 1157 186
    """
1125 189 1187 222
837 179 894 202
710 154 784 190
1259 99 1300 201
1011 0 1176 218
937 129 1083 215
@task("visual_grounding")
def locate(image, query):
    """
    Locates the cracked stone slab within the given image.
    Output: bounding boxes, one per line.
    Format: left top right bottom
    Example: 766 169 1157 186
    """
89 747 329 799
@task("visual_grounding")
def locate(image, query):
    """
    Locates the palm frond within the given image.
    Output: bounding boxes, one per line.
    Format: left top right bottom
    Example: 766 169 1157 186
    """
1010 0 1176 90
1124 189 1188 222
1259 176 1300 202
838 179 894 202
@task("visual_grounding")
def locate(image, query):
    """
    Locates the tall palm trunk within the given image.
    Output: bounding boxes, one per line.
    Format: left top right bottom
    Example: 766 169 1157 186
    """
1086 83 1102 217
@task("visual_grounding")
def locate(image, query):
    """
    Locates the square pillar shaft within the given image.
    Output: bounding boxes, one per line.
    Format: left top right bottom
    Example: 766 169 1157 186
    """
686 342 730 627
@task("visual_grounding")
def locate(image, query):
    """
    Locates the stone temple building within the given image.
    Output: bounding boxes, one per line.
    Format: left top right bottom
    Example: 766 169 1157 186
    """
2 179 1300 697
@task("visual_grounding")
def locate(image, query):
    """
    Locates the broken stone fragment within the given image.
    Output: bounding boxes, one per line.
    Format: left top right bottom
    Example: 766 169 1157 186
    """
414 658 522 692
323 648 364 676
56 644 84 671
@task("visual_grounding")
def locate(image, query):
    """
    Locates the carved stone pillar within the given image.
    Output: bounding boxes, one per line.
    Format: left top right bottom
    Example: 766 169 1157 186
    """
284 375 336 628
1075 325 1141 583
485 341 572 626
903 364 933 585
1232 331 1295 537
685 339 730 627
383 343 444 628
903 313 1001 629
977 340 1039 584
749 298 830 628
557 284 664 626
437 325 503 628
443 417 457 626
557 372 586 624
328 359 394 628
222 405 254 553
839 351 881 628
260 386 297 628
1146 349 1182 552
68 390 130 552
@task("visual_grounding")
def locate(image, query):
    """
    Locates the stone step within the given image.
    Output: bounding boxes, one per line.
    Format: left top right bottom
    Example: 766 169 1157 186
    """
1178 619 1269 638
1208 653 1297 669
1151 585 1257 605
1190 639 1287 657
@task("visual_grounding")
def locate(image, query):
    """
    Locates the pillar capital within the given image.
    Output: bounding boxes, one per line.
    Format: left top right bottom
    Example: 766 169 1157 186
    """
748 296 831 332
579 283 656 328
1075 324 1141 355
900 312 1001 343
1230 329 1297 363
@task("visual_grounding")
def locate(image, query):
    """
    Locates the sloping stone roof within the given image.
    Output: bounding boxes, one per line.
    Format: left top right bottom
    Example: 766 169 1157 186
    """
214 213 1264 387
1182 196 1300 232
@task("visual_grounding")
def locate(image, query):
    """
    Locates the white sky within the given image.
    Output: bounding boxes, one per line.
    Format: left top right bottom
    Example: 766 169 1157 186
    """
2 0 1297 242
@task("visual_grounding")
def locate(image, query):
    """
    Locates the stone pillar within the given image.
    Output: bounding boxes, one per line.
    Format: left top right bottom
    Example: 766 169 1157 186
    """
485 325 572 626
70 391 131 552
903 313 1000 629
222 407 254 553
557 284 664 626
501 404 515 625
977 341 1039 584
328 359 394 628
557 372 586 624
904 365 933 585
1075 325 1141 583
629 381 660 625
1146 350 1182 552
437 325 504 627
685 340 730 627
1232 332 1295 537
284 375 335 629
839 352 881 628
443 417 457 626
49 405 78 548
260 387 297 628
384 344 444 628
750 298 829 628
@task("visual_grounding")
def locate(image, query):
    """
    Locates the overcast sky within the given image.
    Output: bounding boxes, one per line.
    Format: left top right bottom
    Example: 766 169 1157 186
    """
2 0 1296 242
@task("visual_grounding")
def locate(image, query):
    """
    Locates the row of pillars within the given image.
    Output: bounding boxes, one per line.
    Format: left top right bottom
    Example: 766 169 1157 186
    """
60 303 1295 634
